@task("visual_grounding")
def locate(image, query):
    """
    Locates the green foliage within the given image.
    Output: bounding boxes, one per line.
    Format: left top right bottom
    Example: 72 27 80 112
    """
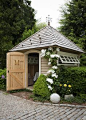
29 94 49 102
57 66 86 96
9 88 31 93
0 0 36 69
61 96 86 104
80 94 86 102
56 83 72 97
80 53 86 66
0 69 6 90
59 0 86 66
33 74 51 98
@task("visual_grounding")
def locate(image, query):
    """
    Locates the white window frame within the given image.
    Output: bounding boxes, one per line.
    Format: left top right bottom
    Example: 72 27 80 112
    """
57 51 80 65
60 55 80 64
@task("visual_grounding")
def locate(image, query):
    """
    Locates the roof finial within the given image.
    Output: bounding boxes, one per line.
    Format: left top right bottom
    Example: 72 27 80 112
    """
46 15 52 26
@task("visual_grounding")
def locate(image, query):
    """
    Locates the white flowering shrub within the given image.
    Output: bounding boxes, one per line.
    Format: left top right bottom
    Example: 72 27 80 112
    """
46 78 53 84
41 47 60 92
40 49 46 57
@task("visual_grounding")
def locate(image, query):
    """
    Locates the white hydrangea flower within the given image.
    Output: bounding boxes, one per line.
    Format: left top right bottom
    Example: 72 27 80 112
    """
48 47 53 51
49 58 51 62
48 62 51 65
46 78 53 84
52 66 58 69
50 54 60 58
47 69 55 74
56 48 60 52
41 49 46 53
40 49 46 57
52 73 58 78
50 54 55 58
56 75 58 78
46 52 50 56
55 54 60 58
48 85 53 90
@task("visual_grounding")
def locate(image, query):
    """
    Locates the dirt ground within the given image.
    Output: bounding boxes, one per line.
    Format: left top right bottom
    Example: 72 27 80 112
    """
10 91 86 106
11 91 33 100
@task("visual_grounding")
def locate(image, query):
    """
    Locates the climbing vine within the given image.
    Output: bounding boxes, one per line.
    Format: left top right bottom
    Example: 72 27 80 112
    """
40 47 60 92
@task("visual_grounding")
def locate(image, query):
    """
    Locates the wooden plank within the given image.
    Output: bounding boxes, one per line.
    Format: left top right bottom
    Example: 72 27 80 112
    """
25 54 28 87
9 73 23 86
10 54 24 56
41 59 48 62
41 72 47 75
41 66 49 69
6 53 10 91
10 70 24 72
7 87 24 91
23 54 25 87
41 69 50 71
41 61 48 63
41 57 51 75
10 52 24 55
41 70 48 72
41 64 51 67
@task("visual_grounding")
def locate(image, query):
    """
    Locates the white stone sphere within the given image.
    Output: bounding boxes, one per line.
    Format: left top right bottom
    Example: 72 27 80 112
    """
50 93 60 103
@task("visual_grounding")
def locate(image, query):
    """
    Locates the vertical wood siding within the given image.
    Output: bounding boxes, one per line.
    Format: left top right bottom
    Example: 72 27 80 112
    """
7 52 25 91
41 57 51 75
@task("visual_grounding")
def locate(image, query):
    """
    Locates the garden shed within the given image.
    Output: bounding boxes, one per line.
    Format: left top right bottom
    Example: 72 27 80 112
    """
7 25 84 91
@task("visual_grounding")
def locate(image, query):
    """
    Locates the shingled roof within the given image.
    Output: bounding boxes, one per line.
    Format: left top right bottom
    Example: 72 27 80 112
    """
10 26 84 53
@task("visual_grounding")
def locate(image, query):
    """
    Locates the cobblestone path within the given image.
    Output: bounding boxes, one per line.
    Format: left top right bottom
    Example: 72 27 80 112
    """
0 91 86 120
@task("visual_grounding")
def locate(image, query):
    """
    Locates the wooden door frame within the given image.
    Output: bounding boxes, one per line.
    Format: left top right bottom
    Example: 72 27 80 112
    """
24 50 41 87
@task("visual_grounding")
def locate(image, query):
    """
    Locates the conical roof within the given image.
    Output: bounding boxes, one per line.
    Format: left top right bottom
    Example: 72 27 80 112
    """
10 26 84 53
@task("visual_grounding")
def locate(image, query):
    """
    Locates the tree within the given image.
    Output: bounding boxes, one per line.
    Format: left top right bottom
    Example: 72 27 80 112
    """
0 0 36 68
59 0 86 66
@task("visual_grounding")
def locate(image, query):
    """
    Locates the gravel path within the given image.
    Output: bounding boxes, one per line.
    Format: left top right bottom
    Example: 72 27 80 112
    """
0 91 86 120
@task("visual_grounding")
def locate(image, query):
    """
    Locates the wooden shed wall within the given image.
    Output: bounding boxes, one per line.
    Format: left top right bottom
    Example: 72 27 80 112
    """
41 58 51 75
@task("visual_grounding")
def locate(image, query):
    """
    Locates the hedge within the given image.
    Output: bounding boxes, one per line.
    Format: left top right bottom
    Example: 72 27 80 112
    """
58 66 86 96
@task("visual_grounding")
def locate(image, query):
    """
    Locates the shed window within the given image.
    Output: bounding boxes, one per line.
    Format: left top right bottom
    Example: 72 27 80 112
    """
59 55 80 64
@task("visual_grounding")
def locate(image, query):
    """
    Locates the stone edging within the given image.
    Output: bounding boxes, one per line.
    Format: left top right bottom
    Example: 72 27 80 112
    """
31 101 86 109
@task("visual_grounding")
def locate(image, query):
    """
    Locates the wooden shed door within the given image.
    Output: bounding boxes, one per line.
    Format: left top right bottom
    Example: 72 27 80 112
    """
7 52 25 91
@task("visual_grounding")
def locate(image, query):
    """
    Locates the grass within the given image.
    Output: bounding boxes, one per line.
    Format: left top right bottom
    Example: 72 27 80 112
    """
3 92 9 95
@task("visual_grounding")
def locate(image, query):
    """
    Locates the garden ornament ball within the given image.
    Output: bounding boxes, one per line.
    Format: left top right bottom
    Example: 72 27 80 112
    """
50 93 60 103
